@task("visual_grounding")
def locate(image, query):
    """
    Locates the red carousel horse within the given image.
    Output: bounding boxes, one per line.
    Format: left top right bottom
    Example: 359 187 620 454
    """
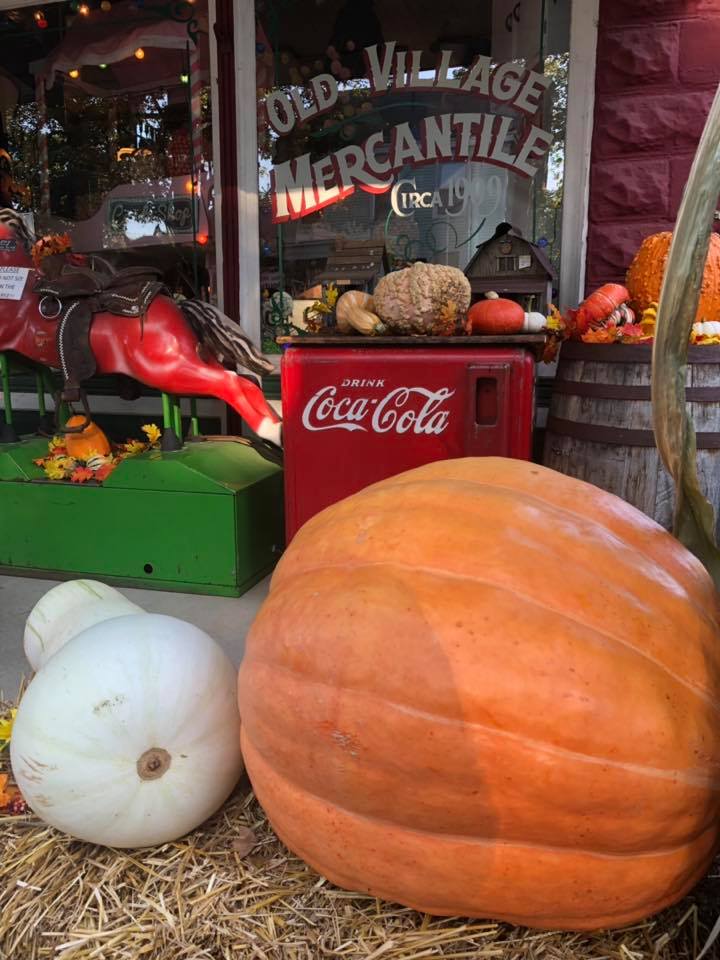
0 209 282 449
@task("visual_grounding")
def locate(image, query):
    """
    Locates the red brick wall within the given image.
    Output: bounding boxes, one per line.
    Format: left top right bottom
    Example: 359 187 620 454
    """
584 0 720 294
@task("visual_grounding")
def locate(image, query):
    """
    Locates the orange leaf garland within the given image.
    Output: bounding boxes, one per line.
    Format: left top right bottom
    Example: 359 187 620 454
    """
70 467 95 483
94 463 116 482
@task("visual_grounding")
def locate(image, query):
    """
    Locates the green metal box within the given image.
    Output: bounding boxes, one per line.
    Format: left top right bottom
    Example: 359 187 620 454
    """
0 439 284 596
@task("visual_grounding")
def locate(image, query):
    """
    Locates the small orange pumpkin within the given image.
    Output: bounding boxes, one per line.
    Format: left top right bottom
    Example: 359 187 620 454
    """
626 231 720 321
63 417 111 459
467 296 524 334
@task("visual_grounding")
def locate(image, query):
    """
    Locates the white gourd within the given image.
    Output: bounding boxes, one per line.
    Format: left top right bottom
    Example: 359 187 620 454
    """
522 312 547 333
694 321 720 336
11 613 244 847
24 579 142 672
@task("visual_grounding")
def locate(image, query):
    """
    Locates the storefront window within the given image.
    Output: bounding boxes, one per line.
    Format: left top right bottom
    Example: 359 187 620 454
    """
0 0 216 301
255 0 570 351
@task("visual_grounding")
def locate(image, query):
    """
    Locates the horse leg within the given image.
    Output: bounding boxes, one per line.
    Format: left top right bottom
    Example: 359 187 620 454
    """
0 353 19 443
225 374 282 446
168 364 282 447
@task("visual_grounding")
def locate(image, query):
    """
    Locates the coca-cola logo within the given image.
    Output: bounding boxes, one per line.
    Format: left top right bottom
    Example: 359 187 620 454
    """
301 384 454 435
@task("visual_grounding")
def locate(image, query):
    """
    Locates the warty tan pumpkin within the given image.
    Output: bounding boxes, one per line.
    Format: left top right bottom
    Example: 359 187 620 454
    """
238 457 720 931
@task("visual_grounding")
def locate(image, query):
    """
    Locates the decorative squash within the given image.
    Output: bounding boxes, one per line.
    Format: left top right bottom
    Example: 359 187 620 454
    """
569 284 631 335
522 311 547 333
63 416 111 459
238 457 720 931
12 613 244 847
373 262 471 334
336 290 374 334
24 579 142 672
347 308 386 336
467 296 524 334
626 231 720 322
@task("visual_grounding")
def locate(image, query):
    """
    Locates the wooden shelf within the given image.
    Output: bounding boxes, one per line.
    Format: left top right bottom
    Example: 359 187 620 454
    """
277 334 545 349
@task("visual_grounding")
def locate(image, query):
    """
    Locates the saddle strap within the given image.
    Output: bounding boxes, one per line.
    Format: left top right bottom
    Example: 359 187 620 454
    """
57 300 96 384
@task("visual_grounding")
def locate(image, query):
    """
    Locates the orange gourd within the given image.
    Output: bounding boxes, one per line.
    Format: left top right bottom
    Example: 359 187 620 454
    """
467 297 524 334
238 457 720 931
63 417 111 459
626 231 720 321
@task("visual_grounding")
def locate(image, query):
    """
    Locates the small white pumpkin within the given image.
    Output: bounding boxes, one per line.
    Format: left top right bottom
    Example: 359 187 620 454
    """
693 321 720 337
24 579 142 672
11 613 244 847
522 311 547 333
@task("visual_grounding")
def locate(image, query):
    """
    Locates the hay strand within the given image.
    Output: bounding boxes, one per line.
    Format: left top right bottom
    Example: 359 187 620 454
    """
1 696 718 960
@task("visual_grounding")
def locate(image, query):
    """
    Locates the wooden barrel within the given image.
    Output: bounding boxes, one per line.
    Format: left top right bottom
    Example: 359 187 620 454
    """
543 341 720 534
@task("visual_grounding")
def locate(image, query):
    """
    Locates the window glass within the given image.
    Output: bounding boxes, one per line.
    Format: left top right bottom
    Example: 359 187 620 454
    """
255 0 570 351
0 0 216 301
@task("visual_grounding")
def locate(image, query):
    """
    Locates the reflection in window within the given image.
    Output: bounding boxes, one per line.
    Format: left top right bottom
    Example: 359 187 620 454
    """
255 0 569 351
0 0 216 302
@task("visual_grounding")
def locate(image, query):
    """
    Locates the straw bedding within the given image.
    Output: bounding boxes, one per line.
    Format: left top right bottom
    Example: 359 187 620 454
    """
1 695 719 960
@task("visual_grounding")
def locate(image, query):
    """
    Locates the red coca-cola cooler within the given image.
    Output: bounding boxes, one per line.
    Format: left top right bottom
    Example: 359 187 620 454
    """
281 337 541 541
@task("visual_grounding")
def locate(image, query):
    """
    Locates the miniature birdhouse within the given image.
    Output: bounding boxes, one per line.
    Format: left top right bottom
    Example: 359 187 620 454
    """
464 223 556 313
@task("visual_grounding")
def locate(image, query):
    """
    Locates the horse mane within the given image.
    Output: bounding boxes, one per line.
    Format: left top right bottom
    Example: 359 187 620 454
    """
0 207 35 252
179 299 274 379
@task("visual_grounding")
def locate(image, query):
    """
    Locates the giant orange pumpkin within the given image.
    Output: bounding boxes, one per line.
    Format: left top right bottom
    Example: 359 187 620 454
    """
626 231 720 321
63 416 111 459
238 457 720 931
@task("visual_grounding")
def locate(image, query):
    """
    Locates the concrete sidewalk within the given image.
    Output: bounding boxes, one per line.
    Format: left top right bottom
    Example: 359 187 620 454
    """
0 574 269 696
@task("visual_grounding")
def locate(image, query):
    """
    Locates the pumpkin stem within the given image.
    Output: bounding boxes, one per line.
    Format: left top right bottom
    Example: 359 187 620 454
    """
136 747 172 781
651 83 720 589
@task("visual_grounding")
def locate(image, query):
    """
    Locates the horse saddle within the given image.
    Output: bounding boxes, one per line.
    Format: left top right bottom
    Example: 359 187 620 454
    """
34 259 165 402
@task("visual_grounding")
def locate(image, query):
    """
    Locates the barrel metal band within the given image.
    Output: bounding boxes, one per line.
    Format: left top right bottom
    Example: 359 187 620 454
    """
552 380 720 402
559 342 720 363
547 416 720 448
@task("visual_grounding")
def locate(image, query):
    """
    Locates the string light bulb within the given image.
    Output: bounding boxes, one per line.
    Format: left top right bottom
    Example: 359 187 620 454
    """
100 0 112 9
99 63 108 69
78 3 90 15
180 73 189 83
134 47 145 60
69 68 80 79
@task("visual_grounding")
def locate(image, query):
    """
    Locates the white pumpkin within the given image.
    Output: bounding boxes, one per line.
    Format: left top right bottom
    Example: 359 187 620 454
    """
522 311 547 333
11 613 244 847
693 321 720 337
24 579 142 672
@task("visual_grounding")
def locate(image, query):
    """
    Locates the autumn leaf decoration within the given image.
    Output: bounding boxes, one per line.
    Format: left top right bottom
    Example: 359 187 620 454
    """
0 708 16 752
0 774 27 817
31 232 72 272
142 423 161 446
71 467 94 484
432 301 459 337
34 424 162 484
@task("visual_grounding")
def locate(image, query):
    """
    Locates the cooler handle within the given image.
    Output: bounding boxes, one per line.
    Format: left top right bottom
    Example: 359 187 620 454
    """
465 363 512 457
